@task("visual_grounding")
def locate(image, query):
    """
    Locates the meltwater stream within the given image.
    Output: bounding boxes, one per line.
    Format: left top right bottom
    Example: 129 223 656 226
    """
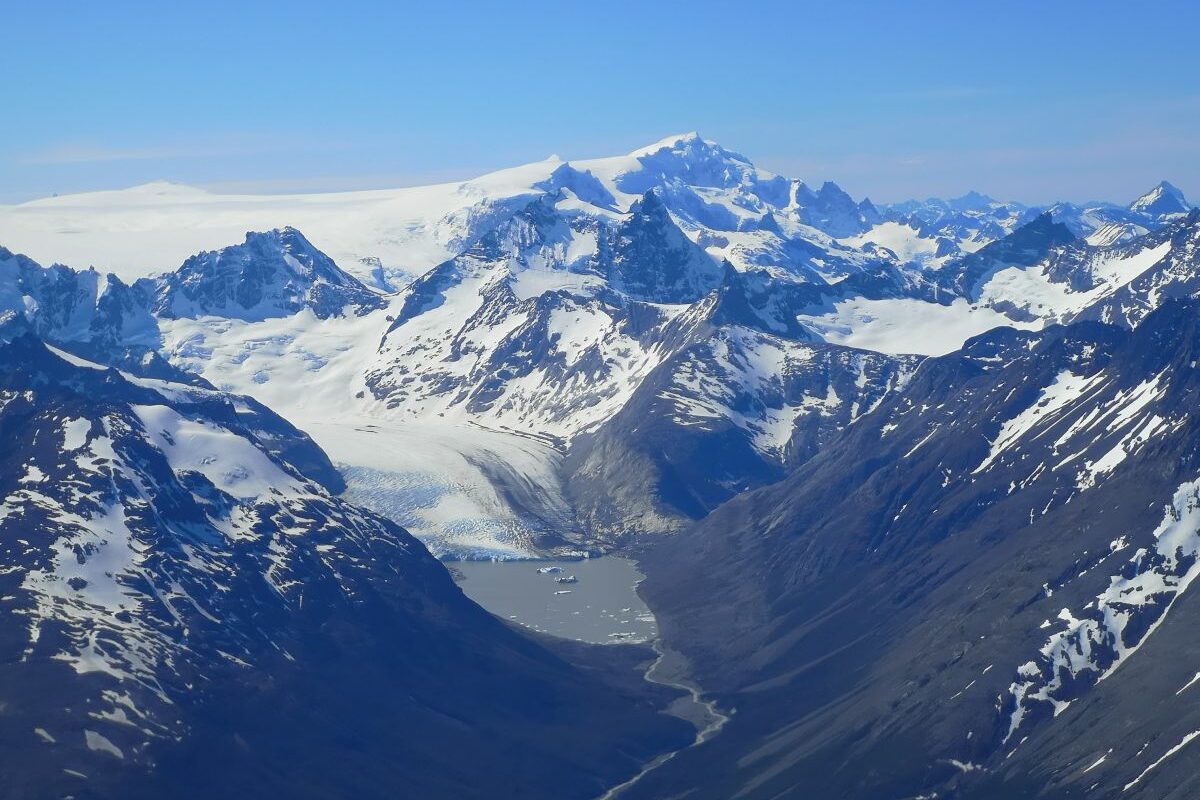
451 556 731 799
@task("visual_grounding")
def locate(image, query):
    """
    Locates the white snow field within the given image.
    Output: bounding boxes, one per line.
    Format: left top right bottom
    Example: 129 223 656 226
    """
798 296 1038 356
151 301 582 558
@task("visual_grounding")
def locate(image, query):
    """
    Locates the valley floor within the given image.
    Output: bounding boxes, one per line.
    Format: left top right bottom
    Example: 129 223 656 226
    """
452 550 734 800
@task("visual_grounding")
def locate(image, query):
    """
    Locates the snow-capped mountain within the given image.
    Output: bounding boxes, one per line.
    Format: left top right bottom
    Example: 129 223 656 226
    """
1130 180 1191 218
0 246 152 346
360 175 933 547
566 323 916 541
0 245 193 383
876 182 1194 271
1 135 1187 295
800 208 1200 357
959 209 1200 329
142 226 384 321
0 315 688 798
365 189 727 438
626 297 1200 800
878 191 1030 261
935 211 1077 299
0 133 916 292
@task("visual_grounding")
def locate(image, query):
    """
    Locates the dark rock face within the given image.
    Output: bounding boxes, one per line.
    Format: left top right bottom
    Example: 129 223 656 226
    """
606 192 727 304
567 323 916 541
623 299 1200 799
144 227 384 321
0 245 199 384
794 181 883 238
0 324 689 799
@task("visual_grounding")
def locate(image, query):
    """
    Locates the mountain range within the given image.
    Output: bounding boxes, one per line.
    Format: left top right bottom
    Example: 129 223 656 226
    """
2 134 1193 557
1 133 1199 798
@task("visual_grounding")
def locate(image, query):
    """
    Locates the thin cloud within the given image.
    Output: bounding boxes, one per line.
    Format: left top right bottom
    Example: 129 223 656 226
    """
17 136 336 165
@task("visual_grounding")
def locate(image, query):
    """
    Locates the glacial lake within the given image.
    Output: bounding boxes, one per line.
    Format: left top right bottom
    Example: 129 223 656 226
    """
451 556 658 644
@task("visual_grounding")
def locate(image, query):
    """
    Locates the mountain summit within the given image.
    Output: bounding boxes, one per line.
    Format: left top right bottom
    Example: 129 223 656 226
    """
1130 180 1191 217
144 227 384 321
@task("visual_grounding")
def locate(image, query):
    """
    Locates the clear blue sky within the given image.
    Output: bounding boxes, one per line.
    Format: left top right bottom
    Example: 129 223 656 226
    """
3 0 1196 204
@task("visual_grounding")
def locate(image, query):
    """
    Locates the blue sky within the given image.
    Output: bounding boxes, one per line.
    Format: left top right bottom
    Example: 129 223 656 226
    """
3 0 1197 204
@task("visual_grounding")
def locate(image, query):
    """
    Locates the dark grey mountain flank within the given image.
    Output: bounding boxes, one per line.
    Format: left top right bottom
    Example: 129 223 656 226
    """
624 299 1200 799
0 317 688 799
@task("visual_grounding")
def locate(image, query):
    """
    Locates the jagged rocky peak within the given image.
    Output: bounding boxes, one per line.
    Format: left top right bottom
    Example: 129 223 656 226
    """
1017 209 1076 241
0 245 50 316
1130 179 1191 217
966 209 1076 258
472 191 575 261
607 191 728 303
791 179 881 237
0 245 157 352
617 133 790 207
147 226 385 321
816 180 852 203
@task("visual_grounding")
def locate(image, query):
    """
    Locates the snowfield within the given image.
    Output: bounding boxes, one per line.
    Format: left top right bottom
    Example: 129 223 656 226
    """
798 296 1037 356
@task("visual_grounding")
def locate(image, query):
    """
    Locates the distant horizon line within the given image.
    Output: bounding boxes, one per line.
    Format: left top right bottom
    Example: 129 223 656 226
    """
6 174 1187 214
1 131 1191 210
